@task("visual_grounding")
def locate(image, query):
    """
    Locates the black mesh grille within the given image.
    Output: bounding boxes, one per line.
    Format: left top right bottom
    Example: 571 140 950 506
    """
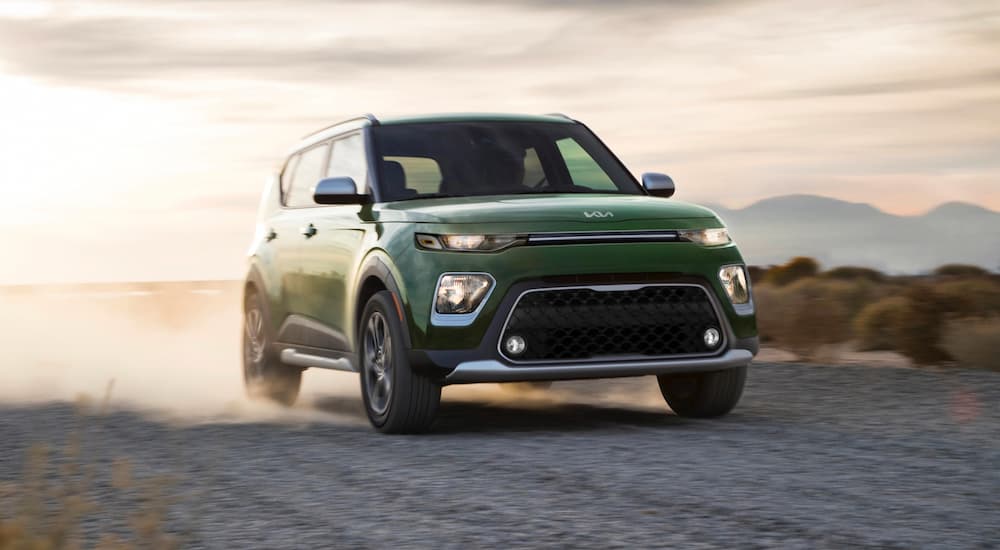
500 285 722 362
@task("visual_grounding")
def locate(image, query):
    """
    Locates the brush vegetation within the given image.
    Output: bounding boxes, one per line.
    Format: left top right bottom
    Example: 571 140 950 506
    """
753 259 1000 368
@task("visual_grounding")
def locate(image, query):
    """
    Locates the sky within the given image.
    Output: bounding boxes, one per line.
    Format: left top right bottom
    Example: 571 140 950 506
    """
0 0 998 284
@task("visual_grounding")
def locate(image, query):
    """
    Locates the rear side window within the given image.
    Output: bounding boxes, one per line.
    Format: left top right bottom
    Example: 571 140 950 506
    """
556 137 618 191
286 143 328 207
280 154 300 199
327 133 368 192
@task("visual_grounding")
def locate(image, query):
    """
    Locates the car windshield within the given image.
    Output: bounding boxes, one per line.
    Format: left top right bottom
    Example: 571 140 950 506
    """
371 121 643 202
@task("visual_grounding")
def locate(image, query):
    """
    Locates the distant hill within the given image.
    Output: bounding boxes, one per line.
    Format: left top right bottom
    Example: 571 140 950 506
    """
706 195 1000 273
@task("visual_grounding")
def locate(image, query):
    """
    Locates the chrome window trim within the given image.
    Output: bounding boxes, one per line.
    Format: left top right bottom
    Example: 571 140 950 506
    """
497 283 729 364
430 272 497 327
297 114 379 151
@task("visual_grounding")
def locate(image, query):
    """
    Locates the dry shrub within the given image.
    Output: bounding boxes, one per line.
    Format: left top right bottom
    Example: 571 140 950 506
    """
934 264 990 278
854 296 909 351
763 256 820 287
822 266 886 283
889 285 954 364
754 279 856 358
888 280 1000 364
942 318 1000 371
754 262 999 367
934 278 1000 316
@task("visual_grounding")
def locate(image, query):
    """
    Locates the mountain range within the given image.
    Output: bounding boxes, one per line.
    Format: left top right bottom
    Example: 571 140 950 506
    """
703 195 1000 273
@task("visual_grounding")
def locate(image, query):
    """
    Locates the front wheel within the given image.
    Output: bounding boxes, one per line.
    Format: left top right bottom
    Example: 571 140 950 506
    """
359 291 441 433
657 366 746 418
243 290 302 406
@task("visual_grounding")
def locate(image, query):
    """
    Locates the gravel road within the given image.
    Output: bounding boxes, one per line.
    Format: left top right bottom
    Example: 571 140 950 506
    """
2 362 997 549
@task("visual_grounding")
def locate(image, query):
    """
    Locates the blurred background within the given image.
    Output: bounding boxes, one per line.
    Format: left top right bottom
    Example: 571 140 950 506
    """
0 1 997 547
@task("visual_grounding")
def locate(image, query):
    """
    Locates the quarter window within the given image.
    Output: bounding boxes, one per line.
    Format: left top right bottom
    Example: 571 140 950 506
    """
286 143 328 207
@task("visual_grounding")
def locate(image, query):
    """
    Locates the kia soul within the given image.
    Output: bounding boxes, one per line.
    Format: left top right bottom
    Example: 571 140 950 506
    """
243 113 758 433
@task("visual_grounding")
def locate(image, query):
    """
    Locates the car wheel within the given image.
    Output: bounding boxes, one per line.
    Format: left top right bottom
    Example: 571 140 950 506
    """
243 290 302 406
359 291 441 433
656 366 746 418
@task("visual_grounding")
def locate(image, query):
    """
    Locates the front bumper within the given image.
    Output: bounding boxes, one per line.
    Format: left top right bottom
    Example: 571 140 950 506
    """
444 348 754 384
406 273 758 384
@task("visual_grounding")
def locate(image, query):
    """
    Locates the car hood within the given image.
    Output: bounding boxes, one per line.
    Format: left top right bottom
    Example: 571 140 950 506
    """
375 194 719 224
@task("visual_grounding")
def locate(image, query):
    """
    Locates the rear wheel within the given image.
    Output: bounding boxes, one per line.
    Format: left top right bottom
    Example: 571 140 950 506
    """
657 366 746 418
243 290 301 406
359 291 441 433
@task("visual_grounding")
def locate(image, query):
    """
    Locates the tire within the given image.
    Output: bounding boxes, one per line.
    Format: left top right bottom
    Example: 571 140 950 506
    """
359 291 441 433
656 366 746 418
243 290 302 406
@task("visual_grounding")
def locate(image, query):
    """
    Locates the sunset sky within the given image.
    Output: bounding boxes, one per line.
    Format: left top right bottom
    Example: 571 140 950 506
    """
0 0 998 284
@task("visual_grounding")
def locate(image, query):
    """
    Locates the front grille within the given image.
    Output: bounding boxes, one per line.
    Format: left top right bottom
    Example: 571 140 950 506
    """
499 285 723 362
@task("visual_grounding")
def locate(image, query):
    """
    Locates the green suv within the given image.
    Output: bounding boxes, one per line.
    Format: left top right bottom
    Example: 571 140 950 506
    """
243 113 757 433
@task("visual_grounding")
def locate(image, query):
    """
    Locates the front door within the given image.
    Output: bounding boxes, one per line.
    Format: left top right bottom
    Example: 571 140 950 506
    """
295 132 371 352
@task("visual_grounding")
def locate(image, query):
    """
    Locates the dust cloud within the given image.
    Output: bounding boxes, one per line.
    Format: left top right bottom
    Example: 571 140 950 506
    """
0 283 362 425
0 282 667 425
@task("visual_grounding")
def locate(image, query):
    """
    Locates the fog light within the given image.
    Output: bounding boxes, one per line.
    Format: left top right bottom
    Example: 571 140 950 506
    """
505 335 527 355
703 328 721 348
435 274 493 314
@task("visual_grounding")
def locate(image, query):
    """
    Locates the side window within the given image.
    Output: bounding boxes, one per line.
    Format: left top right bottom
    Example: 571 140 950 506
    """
286 143 328 207
384 156 442 195
327 133 368 191
556 138 617 191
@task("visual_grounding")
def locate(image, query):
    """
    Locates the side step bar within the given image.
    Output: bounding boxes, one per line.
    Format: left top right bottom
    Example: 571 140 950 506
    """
280 348 356 372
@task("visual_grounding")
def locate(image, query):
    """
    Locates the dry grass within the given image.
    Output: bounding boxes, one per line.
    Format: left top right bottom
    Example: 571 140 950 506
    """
0 391 180 550
942 318 1000 371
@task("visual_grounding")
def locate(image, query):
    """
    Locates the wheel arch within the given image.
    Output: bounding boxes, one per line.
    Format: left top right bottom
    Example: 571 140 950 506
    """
244 263 282 343
353 252 413 350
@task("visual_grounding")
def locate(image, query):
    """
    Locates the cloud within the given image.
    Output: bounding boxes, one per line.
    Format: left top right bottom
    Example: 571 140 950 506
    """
0 15 462 87
0 0 767 89
743 69 1000 100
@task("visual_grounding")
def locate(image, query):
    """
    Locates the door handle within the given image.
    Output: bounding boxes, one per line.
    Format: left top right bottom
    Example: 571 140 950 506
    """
300 223 317 238
265 228 278 242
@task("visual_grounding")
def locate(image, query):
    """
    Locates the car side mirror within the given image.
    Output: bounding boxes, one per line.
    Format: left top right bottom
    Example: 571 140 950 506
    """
314 177 370 205
642 173 675 198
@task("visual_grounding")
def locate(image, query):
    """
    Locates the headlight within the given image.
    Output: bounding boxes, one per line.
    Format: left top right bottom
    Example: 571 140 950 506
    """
435 274 493 314
719 265 750 304
680 228 731 246
416 233 521 252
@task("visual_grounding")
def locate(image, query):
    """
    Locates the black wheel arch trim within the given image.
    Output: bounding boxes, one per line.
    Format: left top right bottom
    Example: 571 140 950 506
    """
354 253 414 351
